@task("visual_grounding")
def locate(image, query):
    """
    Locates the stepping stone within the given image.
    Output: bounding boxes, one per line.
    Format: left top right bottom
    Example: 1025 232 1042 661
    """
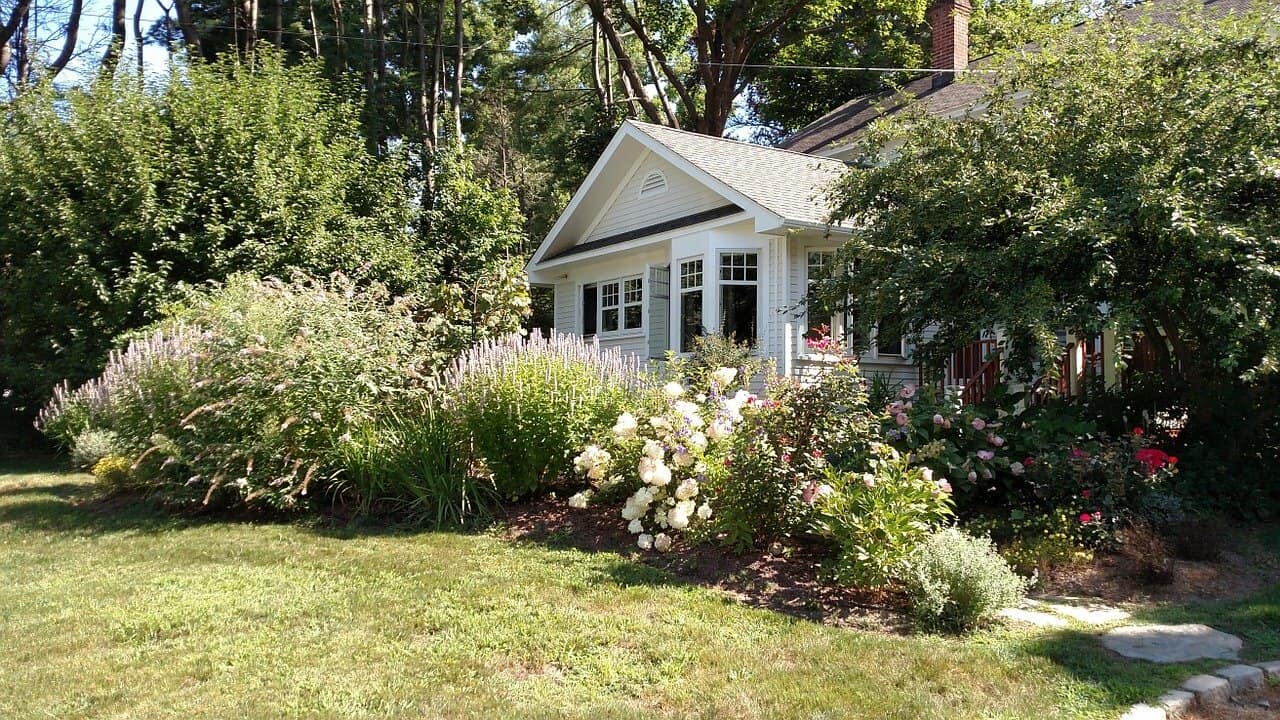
999 607 1069 628
1102 624 1242 663
1256 660 1280 680
1120 704 1167 720
1214 664 1265 692
1181 674 1231 705
1157 689 1196 718
1032 597 1131 625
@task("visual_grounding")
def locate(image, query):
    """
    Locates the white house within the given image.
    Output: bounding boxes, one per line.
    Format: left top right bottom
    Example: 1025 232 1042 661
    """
525 0 1256 394
524 120 920 384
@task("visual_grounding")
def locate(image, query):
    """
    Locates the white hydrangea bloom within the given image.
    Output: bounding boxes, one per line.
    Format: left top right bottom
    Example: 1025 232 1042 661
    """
687 432 708 452
637 533 654 550
662 381 685 398
674 478 699 500
642 439 665 460
696 502 713 520
627 518 644 534
611 412 638 440
638 457 672 486
653 533 672 552
567 491 592 509
710 367 738 387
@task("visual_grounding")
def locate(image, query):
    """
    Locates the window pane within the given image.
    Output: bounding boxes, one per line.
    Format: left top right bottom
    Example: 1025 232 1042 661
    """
679 259 702 290
624 278 643 304
602 308 619 332
680 290 703 353
719 252 758 282
877 314 904 356
601 282 619 308
720 284 757 345
624 305 643 330
582 285 598 336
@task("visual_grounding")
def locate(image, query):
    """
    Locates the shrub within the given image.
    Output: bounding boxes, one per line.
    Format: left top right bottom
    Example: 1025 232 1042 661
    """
967 509 1093 580
38 274 435 511
903 528 1028 633
336 396 493 526
568 365 752 551
1118 522 1174 585
674 333 768 391
710 363 875 549
814 443 955 588
69 429 128 469
446 331 646 499
92 455 135 494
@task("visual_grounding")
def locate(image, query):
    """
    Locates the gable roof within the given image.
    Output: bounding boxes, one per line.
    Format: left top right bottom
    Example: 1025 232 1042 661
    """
528 120 850 274
626 122 849 228
780 0 1268 155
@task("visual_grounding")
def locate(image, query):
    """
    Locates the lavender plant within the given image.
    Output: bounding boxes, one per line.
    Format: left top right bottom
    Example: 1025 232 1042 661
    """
443 331 649 498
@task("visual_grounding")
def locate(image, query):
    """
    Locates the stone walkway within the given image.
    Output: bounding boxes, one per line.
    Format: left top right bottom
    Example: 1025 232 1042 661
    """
998 595 1278 719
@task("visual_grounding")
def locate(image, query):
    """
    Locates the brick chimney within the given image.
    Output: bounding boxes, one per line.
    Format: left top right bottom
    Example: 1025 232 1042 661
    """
928 0 971 84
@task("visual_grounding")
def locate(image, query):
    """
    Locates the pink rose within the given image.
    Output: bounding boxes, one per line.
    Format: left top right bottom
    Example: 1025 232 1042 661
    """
933 414 945 426
971 418 987 431
977 450 994 461
895 413 909 426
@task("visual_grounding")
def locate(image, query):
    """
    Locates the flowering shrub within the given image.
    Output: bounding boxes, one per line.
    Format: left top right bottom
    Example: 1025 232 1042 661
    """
709 363 875 549
91 455 136 494
569 367 751 551
445 331 647 499
813 443 955 588
39 274 435 510
69 428 129 470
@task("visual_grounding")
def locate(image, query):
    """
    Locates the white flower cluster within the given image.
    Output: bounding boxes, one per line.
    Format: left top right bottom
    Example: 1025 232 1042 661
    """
569 368 753 551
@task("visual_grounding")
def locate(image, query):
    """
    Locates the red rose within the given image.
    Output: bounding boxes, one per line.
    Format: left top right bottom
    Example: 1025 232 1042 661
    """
1133 427 1144 437
1079 513 1092 523
1081 489 1091 499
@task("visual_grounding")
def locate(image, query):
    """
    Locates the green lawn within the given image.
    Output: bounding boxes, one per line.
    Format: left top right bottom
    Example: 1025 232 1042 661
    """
0 459 1276 720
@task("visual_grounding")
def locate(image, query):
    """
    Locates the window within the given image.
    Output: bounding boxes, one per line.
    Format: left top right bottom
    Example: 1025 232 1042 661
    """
678 258 703 352
638 170 667 198
596 276 643 335
875 313 905 357
805 250 837 339
582 284 598 336
719 252 758 345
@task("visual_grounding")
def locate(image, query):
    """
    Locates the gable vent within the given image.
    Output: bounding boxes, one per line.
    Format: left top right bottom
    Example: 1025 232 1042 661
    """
639 170 668 198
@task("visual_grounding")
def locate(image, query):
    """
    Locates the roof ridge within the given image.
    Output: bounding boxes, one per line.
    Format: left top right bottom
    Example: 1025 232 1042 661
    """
625 120 847 165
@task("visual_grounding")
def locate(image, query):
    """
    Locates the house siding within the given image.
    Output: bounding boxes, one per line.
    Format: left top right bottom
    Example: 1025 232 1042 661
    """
583 156 727 245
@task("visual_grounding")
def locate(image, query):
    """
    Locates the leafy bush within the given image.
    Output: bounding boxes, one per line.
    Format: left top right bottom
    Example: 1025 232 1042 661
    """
903 528 1028 633
814 444 955 588
0 52 419 420
447 331 646 499
674 334 768 391
92 456 135 494
70 429 128 469
39 274 434 511
710 363 875 549
968 509 1093 580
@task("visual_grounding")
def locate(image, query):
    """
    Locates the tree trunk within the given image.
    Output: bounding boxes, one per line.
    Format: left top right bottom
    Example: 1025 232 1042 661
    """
134 0 146 74
308 0 321 55
16 12 30 87
429 0 443 148
331 0 346 69
451 0 462 143
590 19 605 109
617 2 696 127
173 0 203 58
48 0 84 77
584 0 662 123
102 0 128 74
0 0 32 75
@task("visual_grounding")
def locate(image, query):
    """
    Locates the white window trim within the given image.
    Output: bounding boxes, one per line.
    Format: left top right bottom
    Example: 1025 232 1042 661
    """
716 249 762 348
803 247 853 357
676 256 705 355
597 274 645 338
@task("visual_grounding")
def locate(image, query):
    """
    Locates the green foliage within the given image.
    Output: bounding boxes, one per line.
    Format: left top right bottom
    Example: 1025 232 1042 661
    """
447 331 646 499
0 51 417 418
70 429 128 470
336 396 495 526
902 528 1028 633
710 364 875 548
39 274 435 511
668 333 768 392
91 455 135 494
814 443 954 588
967 508 1093 580
825 6 1280 478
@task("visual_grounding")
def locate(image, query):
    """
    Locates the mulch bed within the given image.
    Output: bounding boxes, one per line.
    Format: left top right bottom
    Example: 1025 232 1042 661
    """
497 496 909 632
499 494 1280 633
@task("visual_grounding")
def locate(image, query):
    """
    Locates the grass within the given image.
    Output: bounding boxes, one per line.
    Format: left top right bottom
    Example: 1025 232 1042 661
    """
0 458 1277 719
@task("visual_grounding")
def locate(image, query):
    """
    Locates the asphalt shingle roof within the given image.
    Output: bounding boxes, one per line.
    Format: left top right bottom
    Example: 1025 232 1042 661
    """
627 121 849 227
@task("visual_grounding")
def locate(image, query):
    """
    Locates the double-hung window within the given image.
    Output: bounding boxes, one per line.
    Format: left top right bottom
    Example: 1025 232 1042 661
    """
719 252 758 346
678 258 704 352
592 276 643 335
